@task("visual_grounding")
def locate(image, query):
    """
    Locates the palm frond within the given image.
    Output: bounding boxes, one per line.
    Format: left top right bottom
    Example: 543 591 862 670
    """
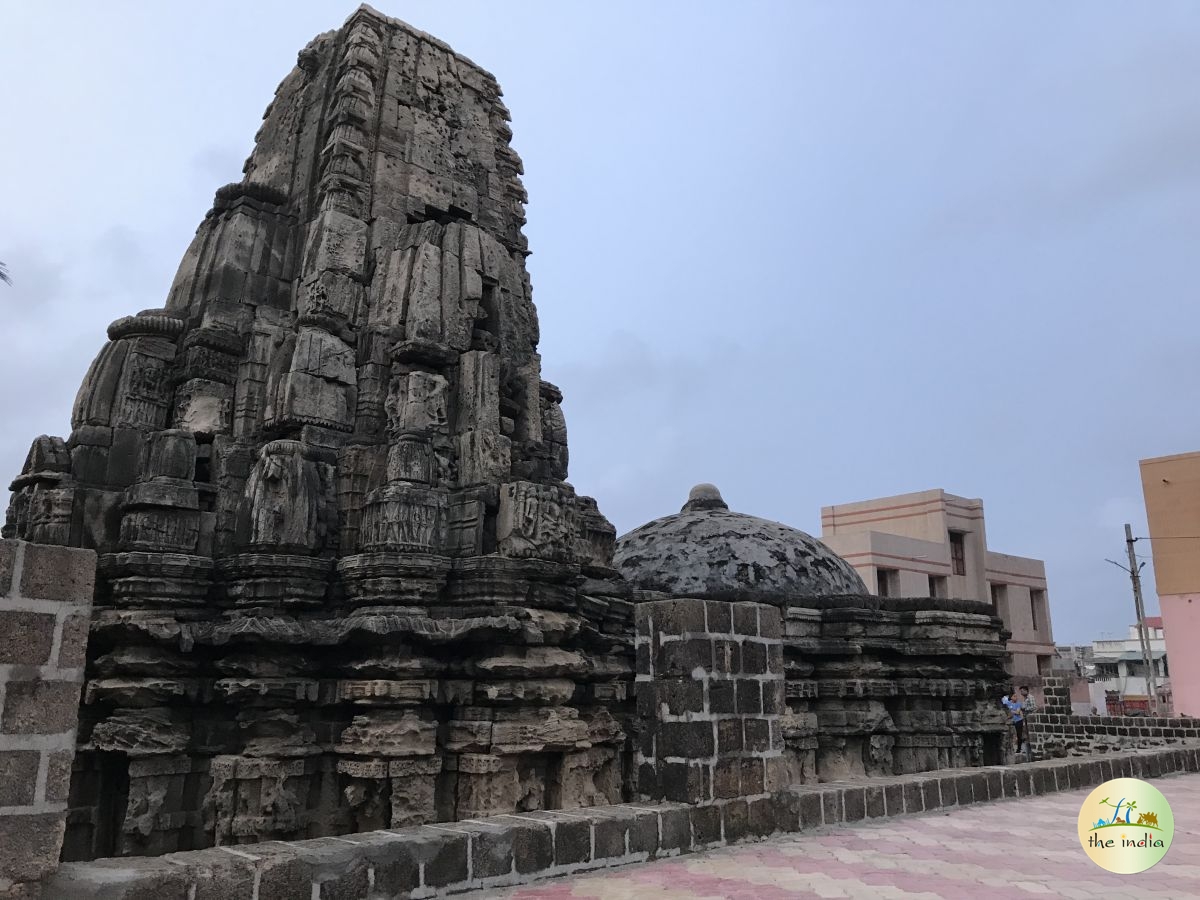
0 261 10 286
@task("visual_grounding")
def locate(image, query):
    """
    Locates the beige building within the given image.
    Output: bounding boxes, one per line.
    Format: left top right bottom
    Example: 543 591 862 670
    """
820 489 1056 687
1140 451 1200 717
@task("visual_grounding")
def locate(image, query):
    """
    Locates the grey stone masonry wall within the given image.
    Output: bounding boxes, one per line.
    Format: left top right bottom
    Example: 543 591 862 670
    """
0 539 97 900
44 746 1200 899
1029 676 1200 758
634 599 786 804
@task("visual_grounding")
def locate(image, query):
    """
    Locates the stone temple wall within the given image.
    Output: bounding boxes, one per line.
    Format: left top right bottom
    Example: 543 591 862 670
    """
1028 675 1200 759
778 596 1012 780
4 4 632 860
0 539 96 899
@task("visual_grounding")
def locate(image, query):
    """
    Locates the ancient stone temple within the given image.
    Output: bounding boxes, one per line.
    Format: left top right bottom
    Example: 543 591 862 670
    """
617 485 1012 783
4 5 631 859
2 7 1012 880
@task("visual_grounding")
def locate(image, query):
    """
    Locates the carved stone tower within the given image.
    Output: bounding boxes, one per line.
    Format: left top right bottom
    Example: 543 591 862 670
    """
5 5 632 858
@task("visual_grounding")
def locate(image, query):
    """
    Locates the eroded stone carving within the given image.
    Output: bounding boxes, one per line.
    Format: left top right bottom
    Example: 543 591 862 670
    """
5 5 630 859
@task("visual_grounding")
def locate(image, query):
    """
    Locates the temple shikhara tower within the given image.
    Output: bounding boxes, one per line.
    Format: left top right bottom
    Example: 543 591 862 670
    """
5 6 630 858
4 6 1012 871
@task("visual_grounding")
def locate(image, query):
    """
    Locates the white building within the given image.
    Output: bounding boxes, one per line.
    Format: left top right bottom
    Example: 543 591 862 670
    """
1087 617 1169 714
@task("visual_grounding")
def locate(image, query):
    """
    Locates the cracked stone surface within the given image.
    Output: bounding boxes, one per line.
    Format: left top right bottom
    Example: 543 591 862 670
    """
615 484 869 600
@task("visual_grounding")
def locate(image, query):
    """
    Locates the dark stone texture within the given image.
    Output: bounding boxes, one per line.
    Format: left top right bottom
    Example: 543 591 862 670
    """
0 752 40 806
690 804 722 846
721 799 749 843
821 788 842 825
798 790 824 829
553 819 592 867
1 680 82 734
864 785 885 818
921 777 942 811
842 786 866 822
471 826 516 880
0 612 56 666
658 807 691 853
593 813 628 859
19 543 95 602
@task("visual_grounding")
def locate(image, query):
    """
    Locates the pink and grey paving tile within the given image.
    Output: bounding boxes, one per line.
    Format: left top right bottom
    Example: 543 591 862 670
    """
466 773 1200 899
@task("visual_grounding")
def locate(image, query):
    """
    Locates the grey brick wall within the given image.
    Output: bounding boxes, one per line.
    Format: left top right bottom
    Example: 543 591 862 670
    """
634 599 786 807
1029 676 1200 758
0 539 96 899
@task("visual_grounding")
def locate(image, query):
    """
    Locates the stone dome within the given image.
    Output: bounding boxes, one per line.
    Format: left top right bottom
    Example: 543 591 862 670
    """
614 484 868 601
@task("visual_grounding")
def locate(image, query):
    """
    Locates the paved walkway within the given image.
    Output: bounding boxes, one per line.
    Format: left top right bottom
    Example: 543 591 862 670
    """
470 773 1200 899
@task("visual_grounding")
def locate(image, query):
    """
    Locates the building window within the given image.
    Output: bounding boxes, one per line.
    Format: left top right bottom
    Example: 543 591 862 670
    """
928 574 947 598
1030 589 1044 632
949 531 966 576
877 568 898 597
990 582 1007 610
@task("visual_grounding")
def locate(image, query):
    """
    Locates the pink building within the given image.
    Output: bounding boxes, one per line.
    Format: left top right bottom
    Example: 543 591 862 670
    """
821 489 1056 690
1141 451 1200 717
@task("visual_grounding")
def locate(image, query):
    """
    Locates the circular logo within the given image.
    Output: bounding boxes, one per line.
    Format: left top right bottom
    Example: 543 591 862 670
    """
1077 778 1174 873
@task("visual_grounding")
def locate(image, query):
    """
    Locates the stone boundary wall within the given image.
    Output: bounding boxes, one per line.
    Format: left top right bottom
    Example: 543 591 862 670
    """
47 746 1200 899
0 539 97 900
634 599 785 803
1029 675 1200 758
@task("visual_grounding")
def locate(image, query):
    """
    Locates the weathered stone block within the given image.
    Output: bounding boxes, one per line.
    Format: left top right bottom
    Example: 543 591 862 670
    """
658 760 709 804
864 785 886 818
733 605 759 637
842 786 866 821
658 721 714 758
58 613 91 669
0 752 40 807
0 813 67 885
18 543 96 602
821 788 842 825
414 828 469 888
920 777 942 810
0 539 15 595
798 789 824 829
471 825 515 879
903 779 924 814
747 795 777 837
705 601 732 635
0 612 56 666
708 680 736 714
690 804 722 846
627 808 660 856
741 641 767 675
883 782 903 816
553 818 591 866
659 639 711 677
1032 767 1054 796
510 820 554 874
649 599 707 636
658 807 691 853
712 640 740 675
592 811 628 859
661 680 704 716
743 717 771 752
721 798 749 843
1 680 82 734
714 758 741 799
47 857 193 900
736 679 762 715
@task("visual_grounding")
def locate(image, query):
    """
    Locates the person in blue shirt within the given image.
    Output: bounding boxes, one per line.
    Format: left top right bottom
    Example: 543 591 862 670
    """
1001 691 1026 755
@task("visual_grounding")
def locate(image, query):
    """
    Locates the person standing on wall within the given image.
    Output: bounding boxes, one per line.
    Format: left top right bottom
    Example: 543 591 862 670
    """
1018 685 1036 756
1001 690 1025 756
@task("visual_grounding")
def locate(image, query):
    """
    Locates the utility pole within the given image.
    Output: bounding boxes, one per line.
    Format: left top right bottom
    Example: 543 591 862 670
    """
1123 524 1159 714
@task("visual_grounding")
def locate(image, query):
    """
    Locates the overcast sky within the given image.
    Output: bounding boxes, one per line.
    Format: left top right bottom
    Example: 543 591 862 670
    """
3 2 1199 643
